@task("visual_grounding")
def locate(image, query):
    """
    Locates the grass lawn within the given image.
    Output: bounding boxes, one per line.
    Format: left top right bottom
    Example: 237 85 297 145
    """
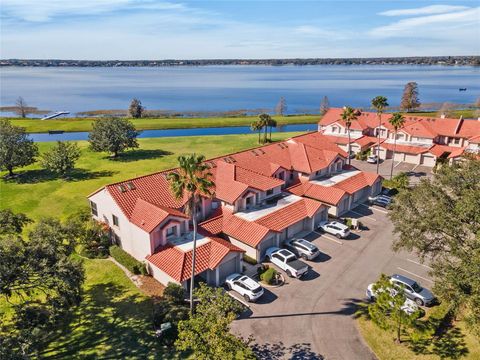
405 109 477 119
4 114 320 133
357 311 480 360
0 132 301 221
40 258 180 359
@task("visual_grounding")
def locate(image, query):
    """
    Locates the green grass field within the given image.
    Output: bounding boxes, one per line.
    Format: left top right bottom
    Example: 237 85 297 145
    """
4 114 320 133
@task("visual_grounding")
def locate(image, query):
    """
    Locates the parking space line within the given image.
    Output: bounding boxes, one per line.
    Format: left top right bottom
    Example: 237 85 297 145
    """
397 267 433 283
349 209 377 221
359 203 388 214
313 231 343 245
406 259 433 270
394 161 402 168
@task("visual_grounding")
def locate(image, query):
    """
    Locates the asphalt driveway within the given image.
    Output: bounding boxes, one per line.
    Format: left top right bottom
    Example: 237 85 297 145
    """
231 203 433 359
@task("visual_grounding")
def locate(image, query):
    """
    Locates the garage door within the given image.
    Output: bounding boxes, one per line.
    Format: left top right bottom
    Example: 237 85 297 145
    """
314 209 327 226
377 148 387 159
218 257 238 284
287 220 305 239
394 152 405 162
405 154 419 164
259 236 276 259
421 154 436 167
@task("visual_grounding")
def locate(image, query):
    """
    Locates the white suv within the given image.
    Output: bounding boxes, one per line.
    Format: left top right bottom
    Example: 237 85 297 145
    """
318 221 350 239
225 273 264 302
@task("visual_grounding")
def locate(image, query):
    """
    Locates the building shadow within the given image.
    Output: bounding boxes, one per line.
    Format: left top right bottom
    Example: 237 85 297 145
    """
252 341 324 360
114 149 173 162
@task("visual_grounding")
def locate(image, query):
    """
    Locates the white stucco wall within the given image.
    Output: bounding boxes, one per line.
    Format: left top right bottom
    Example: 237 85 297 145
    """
146 261 181 287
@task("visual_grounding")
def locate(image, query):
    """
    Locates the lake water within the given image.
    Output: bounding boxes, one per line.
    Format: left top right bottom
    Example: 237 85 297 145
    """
28 123 318 142
1 65 479 115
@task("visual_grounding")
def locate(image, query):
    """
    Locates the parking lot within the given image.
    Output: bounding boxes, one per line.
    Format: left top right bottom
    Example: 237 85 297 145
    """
230 202 433 360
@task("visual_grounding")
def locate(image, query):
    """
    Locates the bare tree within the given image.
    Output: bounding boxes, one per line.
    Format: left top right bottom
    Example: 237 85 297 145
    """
128 98 145 118
274 97 287 116
400 82 420 112
15 97 28 118
437 102 455 118
320 96 330 115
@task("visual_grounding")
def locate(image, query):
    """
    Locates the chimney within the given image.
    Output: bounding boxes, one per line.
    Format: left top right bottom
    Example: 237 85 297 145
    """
440 113 446 119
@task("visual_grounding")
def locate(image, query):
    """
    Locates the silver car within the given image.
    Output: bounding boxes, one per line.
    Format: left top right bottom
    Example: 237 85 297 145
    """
285 238 320 260
390 274 435 306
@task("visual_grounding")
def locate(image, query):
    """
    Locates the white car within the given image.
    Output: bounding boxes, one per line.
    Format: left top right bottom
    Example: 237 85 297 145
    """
318 221 350 239
225 273 264 302
265 247 309 278
367 155 379 164
366 283 419 315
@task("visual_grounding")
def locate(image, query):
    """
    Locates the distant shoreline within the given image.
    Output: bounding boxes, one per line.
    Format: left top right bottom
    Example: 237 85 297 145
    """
1 56 479 67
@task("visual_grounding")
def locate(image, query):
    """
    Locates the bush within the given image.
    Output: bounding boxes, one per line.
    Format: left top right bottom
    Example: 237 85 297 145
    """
260 267 277 285
163 283 185 304
109 245 146 275
345 218 353 229
356 148 370 161
383 172 409 191
257 264 269 277
242 255 257 265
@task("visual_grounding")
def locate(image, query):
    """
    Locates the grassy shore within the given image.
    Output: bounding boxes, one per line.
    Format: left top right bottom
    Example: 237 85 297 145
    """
4 114 320 133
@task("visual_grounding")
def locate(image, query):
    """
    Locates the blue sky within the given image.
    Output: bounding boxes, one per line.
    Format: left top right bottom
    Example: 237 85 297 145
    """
0 0 479 59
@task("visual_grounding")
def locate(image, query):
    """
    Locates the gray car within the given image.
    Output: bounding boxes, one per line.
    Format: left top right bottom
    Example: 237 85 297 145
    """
285 238 320 260
390 274 435 306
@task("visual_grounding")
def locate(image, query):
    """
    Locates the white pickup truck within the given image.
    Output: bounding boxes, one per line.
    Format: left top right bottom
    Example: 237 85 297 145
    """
265 247 309 278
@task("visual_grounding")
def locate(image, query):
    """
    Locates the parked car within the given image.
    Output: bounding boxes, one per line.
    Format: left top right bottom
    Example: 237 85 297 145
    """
368 194 392 208
366 283 420 315
225 273 264 302
366 155 379 164
265 247 309 278
317 221 350 239
390 274 435 306
285 238 320 260
380 187 397 197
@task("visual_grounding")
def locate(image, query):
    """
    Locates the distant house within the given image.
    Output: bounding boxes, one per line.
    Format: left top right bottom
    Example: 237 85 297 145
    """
88 132 382 288
319 108 480 166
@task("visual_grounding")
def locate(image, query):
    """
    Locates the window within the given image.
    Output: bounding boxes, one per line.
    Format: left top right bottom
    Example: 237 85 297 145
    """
166 226 177 238
289 172 294 180
90 201 98 216
113 233 121 245
112 214 119 227
278 172 285 180
453 138 460 145
266 189 273 196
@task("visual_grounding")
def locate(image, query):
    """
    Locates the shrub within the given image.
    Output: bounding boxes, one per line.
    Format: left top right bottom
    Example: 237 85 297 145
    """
109 245 146 275
257 264 269 277
345 218 353 229
260 267 277 284
383 172 409 191
163 283 185 304
242 255 257 265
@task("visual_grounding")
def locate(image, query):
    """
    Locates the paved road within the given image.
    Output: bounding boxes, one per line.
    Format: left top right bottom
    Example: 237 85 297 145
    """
231 204 432 360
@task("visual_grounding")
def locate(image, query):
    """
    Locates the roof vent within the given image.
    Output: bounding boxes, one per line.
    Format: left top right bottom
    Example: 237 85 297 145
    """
127 182 136 190
229 156 236 163
259 149 266 154
118 185 127 193
223 157 231 163
277 143 284 149
251 150 259 156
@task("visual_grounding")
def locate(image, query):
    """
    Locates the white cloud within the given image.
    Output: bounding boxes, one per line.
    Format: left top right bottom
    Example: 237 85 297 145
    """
379 5 469 17
370 7 480 38
0 0 186 22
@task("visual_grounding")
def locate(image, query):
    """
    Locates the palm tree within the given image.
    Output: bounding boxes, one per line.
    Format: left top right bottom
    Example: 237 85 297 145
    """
371 96 389 174
250 121 262 144
167 154 214 314
259 113 272 144
268 118 277 142
341 106 359 166
388 113 405 180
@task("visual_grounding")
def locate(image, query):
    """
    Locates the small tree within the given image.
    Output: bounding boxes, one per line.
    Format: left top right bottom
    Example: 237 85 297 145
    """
258 113 272 144
368 274 420 343
129 98 145 118
0 119 38 177
268 117 277 141
320 96 330 115
175 284 254 359
341 106 359 166
388 113 406 179
88 118 139 158
274 97 287 116
163 283 186 304
0 209 32 236
15 97 28 118
41 141 81 177
371 96 389 174
400 82 420 112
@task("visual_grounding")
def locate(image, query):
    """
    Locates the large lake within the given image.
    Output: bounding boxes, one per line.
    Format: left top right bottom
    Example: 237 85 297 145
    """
1 65 478 114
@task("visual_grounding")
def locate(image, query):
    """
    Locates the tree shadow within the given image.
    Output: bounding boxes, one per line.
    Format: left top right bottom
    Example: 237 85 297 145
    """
252 341 324 360
4 168 117 184
113 149 174 162
39 283 175 359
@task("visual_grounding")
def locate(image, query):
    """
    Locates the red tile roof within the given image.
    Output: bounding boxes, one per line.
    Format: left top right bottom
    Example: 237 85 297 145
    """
146 236 244 283
255 198 324 232
427 145 466 159
130 198 188 232
332 172 381 194
380 142 430 155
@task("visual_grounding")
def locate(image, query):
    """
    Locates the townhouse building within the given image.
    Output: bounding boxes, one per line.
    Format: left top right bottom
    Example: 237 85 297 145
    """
88 131 382 288
318 108 480 166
